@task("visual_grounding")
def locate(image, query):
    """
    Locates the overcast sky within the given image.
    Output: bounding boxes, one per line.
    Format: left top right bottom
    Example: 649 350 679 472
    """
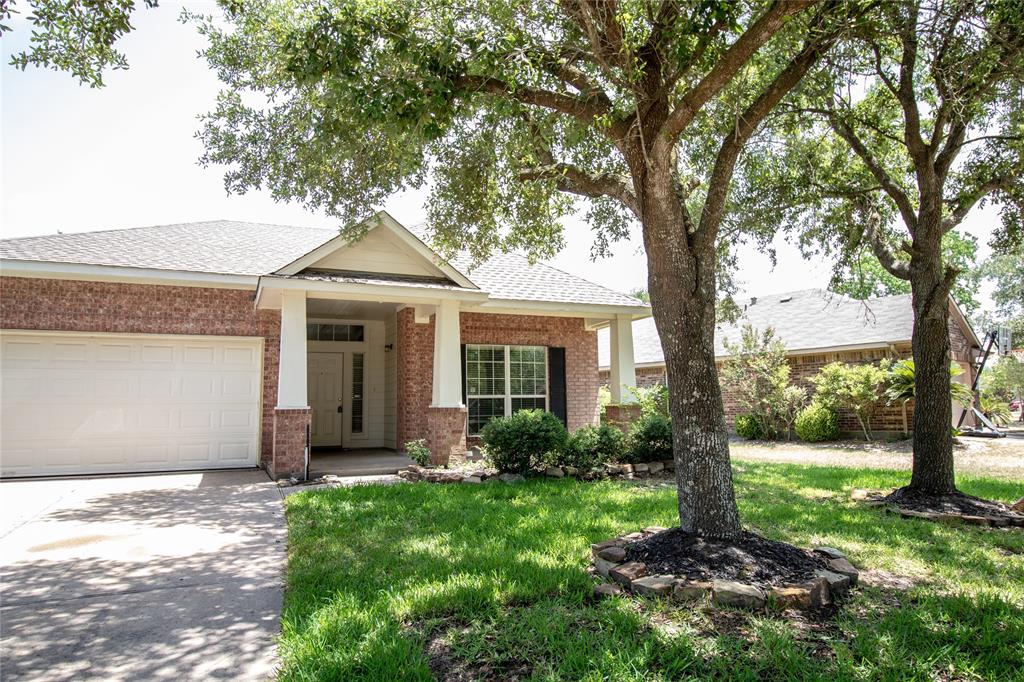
0 2 1000 308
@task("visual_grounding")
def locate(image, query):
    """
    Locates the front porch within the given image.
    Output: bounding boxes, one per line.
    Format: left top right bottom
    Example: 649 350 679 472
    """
309 448 415 477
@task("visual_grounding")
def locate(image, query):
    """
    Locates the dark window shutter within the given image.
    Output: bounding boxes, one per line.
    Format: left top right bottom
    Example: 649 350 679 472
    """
460 344 467 405
548 347 567 426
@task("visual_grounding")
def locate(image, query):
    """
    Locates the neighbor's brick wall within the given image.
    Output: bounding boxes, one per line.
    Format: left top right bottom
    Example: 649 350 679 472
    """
396 308 601 447
0 276 281 465
601 344 919 436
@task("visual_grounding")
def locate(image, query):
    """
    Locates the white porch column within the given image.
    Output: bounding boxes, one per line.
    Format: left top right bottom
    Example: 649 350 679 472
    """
277 289 309 408
609 314 637 403
431 299 463 407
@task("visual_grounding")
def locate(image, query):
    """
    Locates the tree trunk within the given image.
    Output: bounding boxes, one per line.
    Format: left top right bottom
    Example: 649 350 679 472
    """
905 256 958 495
642 194 741 540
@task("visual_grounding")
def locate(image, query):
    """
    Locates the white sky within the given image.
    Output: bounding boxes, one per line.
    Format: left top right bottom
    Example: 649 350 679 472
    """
0 2 999 309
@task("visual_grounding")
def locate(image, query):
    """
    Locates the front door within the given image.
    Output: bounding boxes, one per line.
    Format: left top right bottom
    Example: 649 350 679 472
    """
308 352 344 447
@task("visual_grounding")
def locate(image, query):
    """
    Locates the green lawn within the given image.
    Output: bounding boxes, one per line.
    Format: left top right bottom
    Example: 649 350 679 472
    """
280 463 1024 681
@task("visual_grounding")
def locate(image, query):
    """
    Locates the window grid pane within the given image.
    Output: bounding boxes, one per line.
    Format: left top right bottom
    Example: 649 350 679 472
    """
305 324 366 342
468 397 504 435
351 353 364 433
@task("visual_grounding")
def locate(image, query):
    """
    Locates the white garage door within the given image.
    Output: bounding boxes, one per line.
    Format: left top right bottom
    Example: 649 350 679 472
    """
1 332 263 478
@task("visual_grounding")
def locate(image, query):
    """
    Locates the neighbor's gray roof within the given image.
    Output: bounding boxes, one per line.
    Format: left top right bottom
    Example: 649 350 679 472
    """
1 219 646 309
599 288 920 368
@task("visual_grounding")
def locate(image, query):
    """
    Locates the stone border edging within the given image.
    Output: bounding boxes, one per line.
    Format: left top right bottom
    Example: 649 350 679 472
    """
590 527 859 612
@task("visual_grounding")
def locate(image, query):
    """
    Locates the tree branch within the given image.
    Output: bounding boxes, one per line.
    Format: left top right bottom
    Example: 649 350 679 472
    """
695 13 840 250
518 163 640 216
655 0 816 158
942 176 1013 232
828 113 920 232
896 2 929 169
862 204 911 280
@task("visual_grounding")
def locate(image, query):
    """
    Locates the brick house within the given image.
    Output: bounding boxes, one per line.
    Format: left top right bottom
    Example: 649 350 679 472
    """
0 212 649 479
598 289 982 437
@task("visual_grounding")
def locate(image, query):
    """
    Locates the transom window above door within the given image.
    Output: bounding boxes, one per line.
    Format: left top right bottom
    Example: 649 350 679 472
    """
306 323 364 342
465 344 548 435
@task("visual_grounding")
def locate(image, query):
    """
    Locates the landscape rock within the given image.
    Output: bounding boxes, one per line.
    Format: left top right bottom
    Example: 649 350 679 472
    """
815 569 851 592
647 461 664 474
597 546 627 562
461 476 482 484
564 466 579 477
594 556 619 579
621 532 645 542
796 576 833 608
609 561 647 587
962 514 991 526
634 463 650 473
672 580 712 601
661 459 675 471
594 582 623 598
497 473 525 484
591 538 623 558
631 575 675 597
620 464 634 474
605 464 623 475
813 547 846 560
712 580 766 609
770 586 814 610
545 467 565 478
642 526 667 535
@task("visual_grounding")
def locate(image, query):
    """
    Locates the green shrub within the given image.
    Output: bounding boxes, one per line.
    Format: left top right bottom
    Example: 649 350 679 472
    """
481 409 568 473
734 413 763 440
623 413 673 463
557 424 625 469
793 402 839 442
404 439 432 466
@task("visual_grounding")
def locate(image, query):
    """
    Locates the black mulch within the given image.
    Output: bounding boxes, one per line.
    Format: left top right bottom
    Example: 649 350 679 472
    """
624 528 830 588
884 486 1024 521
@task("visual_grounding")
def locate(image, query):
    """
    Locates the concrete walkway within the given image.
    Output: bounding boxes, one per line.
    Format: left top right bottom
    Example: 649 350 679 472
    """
0 470 285 681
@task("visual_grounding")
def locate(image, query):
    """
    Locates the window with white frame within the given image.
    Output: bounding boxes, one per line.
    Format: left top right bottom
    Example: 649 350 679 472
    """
465 344 547 434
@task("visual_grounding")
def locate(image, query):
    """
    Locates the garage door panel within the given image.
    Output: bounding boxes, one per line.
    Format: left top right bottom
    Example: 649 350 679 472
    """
1 333 262 477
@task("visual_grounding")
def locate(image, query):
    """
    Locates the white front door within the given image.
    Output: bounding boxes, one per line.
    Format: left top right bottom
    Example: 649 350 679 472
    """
308 352 343 447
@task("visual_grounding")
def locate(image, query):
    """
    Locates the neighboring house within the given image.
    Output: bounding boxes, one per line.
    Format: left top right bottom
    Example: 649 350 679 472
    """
0 212 649 479
598 289 982 437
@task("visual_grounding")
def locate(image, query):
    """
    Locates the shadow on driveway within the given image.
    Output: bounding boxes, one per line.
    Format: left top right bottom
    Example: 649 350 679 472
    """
1 470 285 681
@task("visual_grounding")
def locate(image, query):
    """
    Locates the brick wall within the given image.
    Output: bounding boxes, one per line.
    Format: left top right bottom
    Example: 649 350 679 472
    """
272 408 310 478
396 308 600 447
0 276 281 465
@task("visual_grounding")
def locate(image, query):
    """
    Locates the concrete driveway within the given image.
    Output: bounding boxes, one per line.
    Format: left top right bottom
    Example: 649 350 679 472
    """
0 470 286 681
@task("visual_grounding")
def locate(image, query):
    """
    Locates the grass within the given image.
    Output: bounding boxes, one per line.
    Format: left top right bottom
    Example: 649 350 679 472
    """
280 463 1024 681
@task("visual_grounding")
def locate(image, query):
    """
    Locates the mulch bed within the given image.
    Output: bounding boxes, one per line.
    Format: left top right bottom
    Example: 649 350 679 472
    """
624 528 830 588
885 487 1021 518
853 487 1024 527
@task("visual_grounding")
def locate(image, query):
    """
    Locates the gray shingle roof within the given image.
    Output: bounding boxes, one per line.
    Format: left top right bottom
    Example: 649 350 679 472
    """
0 220 335 276
452 251 643 307
1 219 647 309
599 288 920 367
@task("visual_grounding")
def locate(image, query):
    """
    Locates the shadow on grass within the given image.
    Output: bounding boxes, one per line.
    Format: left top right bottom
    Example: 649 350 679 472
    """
280 466 1024 681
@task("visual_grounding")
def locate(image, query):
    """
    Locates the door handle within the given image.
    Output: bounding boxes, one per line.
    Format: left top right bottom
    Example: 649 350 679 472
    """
337 405 344 413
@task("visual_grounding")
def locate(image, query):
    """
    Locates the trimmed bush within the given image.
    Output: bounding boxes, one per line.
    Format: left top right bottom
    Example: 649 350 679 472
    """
623 413 673 463
481 409 568 473
794 402 839 442
557 424 625 469
734 413 763 440
404 439 431 467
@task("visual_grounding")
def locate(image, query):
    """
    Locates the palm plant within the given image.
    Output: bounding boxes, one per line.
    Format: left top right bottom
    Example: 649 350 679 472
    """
978 395 1012 427
885 359 974 410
